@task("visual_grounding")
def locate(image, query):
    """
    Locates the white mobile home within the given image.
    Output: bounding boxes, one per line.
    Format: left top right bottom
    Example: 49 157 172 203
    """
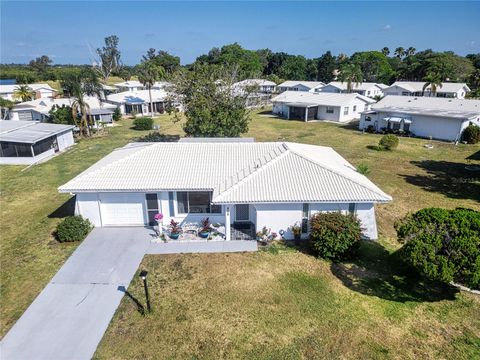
0 120 74 165
382 81 470 99
277 81 325 93
106 89 168 116
233 79 277 93
59 141 391 240
359 96 480 141
272 91 375 122
320 82 387 98
0 83 56 101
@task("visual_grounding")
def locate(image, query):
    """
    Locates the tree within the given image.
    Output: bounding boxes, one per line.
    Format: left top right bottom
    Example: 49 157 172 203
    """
0 98 15 120
168 64 252 137
118 66 132 81
13 85 35 102
406 47 416 57
394 47 405 59
338 63 363 92
316 51 336 83
395 208 480 290
351 51 394 83
381 47 390 56
137 61 166 116
143 49 180 74
422 72 443 96
29 55 52 74
278 55 308 80
48 104 75 125
61 68 103 136
95 35 121 82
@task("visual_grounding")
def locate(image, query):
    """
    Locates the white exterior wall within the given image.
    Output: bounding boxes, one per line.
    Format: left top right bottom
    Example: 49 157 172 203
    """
254 202 379 240
316 106 341 121
0 148 54 165
75 193 102 226
320 85 342 94
56 131 74 151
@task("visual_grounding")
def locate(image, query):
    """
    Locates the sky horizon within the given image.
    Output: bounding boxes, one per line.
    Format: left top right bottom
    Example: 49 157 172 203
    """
1 1 479 66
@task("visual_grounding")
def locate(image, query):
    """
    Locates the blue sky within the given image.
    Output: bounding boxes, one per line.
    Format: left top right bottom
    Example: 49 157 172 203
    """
1 1 479 65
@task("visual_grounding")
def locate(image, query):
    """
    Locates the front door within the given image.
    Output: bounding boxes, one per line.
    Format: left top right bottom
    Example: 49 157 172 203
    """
235 204 249 222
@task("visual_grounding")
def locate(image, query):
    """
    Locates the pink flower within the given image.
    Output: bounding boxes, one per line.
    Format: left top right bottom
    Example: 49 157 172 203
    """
154 213 163 221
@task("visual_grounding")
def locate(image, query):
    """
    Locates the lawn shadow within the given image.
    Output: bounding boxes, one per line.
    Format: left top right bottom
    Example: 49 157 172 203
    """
257 109 273 116
49 196 76 218
401 160 480 201
331 241 458 303
467 150 480 161
117 285 145 316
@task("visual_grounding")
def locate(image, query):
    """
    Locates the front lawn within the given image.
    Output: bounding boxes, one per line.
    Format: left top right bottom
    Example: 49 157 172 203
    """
1 110 479 357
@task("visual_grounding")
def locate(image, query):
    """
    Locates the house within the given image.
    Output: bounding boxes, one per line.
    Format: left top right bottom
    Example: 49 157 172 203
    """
233 79 277 93
114 80 171 92
359 96 480 141
272 91 376 122
0 83 56 101
277 81 326 93
0 120 74 165
106 89 168 115
58 141 391 240
320 82 387 98
383 81 470 99
8 97 117 125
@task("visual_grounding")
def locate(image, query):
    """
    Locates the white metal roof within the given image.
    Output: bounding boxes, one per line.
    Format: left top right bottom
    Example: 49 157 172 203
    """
325 81 387 91
12 97 116 115
58 141 391 203
0 120 74 144
114 80 143 88
278 81 325 89
0 83 55 94
106 90 168 104
272 91 375 107
371 96 480 119
233 79 276 87
385 81 470 93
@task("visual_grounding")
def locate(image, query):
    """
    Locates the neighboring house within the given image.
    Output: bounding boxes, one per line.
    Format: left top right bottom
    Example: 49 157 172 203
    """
359 96 480 141
0 83 56 101
233 79 277 93
8 97 117 125
58 141 391 240
0 120 74 165
383 81 470 99
321 81 387 98
106 89 168 115
277 81 326 93
272 91 375 122
114 80 171 92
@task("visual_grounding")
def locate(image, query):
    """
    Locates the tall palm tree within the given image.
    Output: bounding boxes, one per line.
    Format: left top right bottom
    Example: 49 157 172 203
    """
422 72 443 97
381 47 390 56
394 47 405 59
338 63 363 93
61 68 102 137
406 47 416 57
138 61 165 116
13 85 35 102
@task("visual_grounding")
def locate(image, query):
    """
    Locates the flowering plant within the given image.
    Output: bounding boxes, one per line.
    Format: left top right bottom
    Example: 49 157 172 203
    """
200 217 210 233
154 213 164 221
169 219 181 234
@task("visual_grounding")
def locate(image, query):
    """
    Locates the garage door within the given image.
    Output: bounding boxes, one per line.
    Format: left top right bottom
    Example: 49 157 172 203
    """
99 193 146 226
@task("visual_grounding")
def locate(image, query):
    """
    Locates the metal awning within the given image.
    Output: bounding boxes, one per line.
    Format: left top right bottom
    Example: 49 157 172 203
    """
383 116 403 123
403 119 412 124
285 102 319 108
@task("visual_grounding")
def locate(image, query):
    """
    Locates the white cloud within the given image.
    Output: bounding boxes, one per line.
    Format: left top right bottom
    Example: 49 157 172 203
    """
383 24 392 31
16 42 26 47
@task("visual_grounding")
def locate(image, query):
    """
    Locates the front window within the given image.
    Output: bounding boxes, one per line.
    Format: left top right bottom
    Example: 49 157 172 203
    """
343 107 349 115
353 105 357 112
326 106 334 114
301 203 309 233
176 191 221 214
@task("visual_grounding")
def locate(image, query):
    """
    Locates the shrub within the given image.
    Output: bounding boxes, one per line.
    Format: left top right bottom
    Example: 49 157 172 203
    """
133 117 153 130
112 107 122 122
462 124 480 144
56 216 93 243
137 131 180 142
357 163 370 176
379 134 399 150
395 208 480 289
309 212 362 261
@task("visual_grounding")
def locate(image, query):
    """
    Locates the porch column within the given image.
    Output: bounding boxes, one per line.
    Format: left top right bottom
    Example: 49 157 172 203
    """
286 106 290 120
225 205 231 241
304 106 309 122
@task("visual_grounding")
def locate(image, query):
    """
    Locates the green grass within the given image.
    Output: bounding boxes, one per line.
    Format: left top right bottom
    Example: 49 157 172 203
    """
1 109 479 357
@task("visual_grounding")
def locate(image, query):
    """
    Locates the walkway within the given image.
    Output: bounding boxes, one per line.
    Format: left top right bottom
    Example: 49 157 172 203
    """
147 239 257 254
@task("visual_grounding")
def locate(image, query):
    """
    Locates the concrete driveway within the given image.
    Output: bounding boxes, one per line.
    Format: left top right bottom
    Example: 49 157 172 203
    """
1 227 152 360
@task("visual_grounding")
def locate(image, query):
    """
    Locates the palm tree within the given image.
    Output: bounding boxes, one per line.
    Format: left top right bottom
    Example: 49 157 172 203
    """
406 47 416 57
338 63 363 93
13 85 35 102
138 61 165 116
0 98 15 120
394 47 405 59
61 68 102 137
422 72 443 97
381 47 390 56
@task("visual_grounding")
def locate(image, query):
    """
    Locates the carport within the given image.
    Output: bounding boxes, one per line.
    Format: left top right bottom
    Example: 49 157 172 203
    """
285 102 318 121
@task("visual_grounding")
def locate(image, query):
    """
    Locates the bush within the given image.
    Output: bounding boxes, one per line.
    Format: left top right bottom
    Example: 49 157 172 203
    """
395 208 480 289
112 107 122 122
56 216 93 242
462 124 480 144
309 212 362 261
379 134 399 150
133 117 153 130
137 131 180 142
357 163 370 176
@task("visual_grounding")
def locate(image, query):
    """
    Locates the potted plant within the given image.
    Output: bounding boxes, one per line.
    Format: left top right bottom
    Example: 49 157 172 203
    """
198 217 210 238
169 219 181 240
154 213 163 236
291 222 302 245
